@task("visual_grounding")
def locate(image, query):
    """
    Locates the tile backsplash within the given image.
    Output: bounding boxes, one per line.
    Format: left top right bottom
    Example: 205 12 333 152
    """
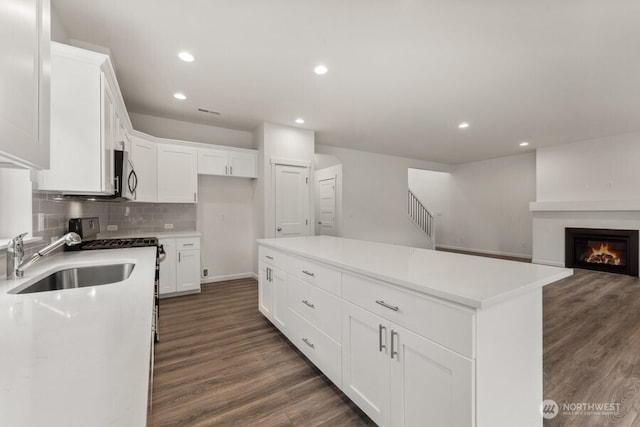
32 192 197 242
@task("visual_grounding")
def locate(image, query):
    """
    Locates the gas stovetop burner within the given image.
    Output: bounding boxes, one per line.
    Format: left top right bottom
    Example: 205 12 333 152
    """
77 237 159 250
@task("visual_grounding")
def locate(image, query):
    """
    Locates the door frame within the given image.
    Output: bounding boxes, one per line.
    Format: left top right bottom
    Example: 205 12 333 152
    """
269 157 313 238
314 164 342 236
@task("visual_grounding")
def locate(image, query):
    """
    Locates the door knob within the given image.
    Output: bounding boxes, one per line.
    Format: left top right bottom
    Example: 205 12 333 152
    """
317 221 322 224
277 227 282 231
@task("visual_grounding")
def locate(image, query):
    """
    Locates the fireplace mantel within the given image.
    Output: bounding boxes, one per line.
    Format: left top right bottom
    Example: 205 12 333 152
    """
529 200 640 212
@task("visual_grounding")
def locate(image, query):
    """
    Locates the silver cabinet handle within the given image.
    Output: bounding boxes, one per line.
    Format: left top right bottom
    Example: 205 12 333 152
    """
178 252 181 263
376 300 399 312
302 300 315 309
302 338 315 349
302 270 315 277
183 243 194 246
379 324 386 352
193 192 197 202
266 267 272 282
266 255 274 260
225 165 228 175
391 330 398 359
230 166 233 175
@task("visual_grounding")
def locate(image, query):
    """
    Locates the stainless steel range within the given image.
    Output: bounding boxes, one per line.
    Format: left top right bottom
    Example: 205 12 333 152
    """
68 217 163 342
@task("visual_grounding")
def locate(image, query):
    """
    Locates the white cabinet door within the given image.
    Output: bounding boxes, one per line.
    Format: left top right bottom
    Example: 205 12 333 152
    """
0 0 50 169
258 261 274 320
176 249 201 292
228 151 257 178
157 144 197 203
101 75 116 193
342 301 391 426
159 239 176 295
130 135 157 202
197 148 228 175
272 266 287 332
389 325 473 427
274 164 310 237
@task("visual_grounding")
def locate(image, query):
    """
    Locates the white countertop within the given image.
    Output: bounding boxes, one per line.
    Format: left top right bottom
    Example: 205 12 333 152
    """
258 236 573 309
0 247 157 427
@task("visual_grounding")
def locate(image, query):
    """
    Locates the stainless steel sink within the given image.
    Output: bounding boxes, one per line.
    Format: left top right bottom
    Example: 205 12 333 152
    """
10 263 135 294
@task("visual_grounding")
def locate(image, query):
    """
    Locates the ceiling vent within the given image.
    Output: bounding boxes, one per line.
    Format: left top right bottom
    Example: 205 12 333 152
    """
197 108 221 115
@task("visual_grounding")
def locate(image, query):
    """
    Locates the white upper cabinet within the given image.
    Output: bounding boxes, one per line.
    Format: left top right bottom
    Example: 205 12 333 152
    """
129 135 157 202
197 148 228 175
197 147 257 178
0 0 50 169
37 43 126 194
157 143 198 203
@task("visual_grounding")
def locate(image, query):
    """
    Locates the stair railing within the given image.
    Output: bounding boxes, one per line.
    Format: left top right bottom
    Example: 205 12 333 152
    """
408 189 435 242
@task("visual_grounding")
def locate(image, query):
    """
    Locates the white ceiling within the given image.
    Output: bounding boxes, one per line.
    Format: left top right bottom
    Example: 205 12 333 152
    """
52 0 640 164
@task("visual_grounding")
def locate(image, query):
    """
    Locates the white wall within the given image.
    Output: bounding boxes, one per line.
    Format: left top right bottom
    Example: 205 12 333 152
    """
197 175 255 281
261 122 315 239
537 131 640 202
130 112 253 149
315 144 449 248
439 152 536 258
50 6 70 43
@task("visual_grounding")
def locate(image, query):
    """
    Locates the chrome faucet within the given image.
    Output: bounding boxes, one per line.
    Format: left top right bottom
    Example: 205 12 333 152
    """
6 232 82 279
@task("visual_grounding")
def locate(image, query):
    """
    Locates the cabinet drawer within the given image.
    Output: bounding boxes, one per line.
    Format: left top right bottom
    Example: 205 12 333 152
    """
288 308 342 388
342 273 475 358
258 246 287 270
288 275 341 343
176 237 200 250
287 255 341 296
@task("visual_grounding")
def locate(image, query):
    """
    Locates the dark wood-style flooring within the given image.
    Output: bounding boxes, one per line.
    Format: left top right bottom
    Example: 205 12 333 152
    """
151 271 640 426
150 278 373 426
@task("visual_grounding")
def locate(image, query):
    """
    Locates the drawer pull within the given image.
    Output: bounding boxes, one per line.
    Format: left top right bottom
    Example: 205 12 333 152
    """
182 243 194 246
302 270 315 277
376 300 399 312
379 324 387 352
266 255 274 260
391 330 399 359
302 338 315 349
302 299 315 309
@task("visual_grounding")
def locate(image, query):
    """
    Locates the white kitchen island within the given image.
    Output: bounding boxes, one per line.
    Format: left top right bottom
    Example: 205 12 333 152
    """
0 247 157 427
257 236 573 427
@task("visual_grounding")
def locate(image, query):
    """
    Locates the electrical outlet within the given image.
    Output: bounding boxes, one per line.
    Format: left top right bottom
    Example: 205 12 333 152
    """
107 225 118 231
164 223 174 229
203 268 209 277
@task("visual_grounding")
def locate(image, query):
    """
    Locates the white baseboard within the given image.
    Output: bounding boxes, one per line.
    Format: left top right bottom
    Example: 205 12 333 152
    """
436 244 532 260
201 272 257 284
531 258 565 267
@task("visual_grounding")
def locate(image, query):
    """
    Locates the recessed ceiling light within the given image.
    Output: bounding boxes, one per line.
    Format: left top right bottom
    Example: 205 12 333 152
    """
314 65 328 75
295 118 305 124
174 92 187 100
178 51 194 62
520 141 529 147
458 122 470 129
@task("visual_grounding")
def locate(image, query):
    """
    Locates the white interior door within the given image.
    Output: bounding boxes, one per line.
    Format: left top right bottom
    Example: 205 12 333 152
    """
275 164 309 237
315 175 336 236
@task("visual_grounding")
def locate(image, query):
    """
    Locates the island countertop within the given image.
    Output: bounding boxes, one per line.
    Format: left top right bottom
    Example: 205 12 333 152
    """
0 247 157 427
258 236 573 309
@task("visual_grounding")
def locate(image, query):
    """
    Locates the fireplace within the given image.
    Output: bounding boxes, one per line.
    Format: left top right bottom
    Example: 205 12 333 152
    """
565 228 639 276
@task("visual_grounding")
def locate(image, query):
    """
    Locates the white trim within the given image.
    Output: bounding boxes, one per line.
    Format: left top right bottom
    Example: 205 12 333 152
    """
529 200 640 212
531 258 565 267
269 157 311 168
436 244 532 260
201 272 256 284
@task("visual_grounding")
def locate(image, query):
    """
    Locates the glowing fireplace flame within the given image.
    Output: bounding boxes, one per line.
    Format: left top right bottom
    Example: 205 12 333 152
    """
585 243 622 265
